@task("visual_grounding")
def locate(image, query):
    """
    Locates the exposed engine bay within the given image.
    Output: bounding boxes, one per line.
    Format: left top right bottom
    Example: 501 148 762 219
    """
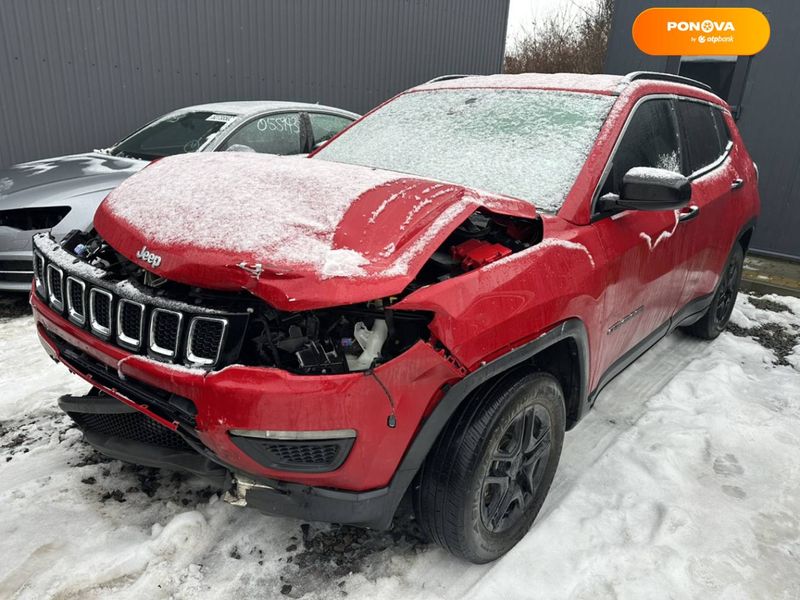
55 209 539 375
407 210 542 291
243 302 431 375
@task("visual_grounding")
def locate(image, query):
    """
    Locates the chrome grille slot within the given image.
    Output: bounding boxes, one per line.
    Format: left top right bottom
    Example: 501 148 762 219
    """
149 308 182 358
32 234 237 369
187 317 227 366
46 264 64 311
66 276 86 325
34 252 47 296
89 288 114 337
117 299 145 349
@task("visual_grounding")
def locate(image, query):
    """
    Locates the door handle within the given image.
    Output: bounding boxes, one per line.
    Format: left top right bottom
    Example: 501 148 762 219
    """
731 178 745 190
678 205 700 222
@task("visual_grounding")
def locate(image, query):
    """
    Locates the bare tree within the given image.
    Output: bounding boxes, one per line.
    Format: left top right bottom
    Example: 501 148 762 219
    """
505 0 614 75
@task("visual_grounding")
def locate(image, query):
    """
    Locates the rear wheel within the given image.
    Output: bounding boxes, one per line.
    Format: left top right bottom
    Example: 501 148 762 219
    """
413 372 565 563
684 243 744 340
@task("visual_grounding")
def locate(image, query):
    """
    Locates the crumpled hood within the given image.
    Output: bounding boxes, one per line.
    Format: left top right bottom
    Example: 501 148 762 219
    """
94 152 537 309
0 152 145 209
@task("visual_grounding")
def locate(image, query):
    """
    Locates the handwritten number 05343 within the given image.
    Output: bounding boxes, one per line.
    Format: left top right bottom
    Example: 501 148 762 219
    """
257 116 300 134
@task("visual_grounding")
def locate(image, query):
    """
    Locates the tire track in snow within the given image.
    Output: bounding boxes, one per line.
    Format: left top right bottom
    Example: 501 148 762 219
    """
544 331 709 514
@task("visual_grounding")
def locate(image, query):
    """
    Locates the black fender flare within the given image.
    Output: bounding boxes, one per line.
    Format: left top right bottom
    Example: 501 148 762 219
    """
376 318 590 527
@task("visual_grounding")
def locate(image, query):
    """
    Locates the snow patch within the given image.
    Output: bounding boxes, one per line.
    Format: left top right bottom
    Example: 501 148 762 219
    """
627 165 683 182
399 198 433 229
317 88 615 213
2 294 800 597
418 72 627 93
320 248 369 279
537 238 596 268
0 176 13 196
103 153 400 278
640 210 680 251
381 200 474 277
483 237 596 271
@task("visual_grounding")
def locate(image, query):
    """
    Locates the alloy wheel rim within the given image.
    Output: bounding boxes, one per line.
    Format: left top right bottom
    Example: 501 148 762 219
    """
715 260 739 325
480 403 552 534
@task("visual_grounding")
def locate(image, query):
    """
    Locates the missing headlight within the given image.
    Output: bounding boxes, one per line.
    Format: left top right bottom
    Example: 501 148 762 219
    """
241 301 432 375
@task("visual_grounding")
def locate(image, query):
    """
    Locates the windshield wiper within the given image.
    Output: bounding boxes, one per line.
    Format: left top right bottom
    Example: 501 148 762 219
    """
111 150 154 161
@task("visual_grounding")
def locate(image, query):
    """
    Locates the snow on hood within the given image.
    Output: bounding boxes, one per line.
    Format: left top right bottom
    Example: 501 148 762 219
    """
94 152 537 309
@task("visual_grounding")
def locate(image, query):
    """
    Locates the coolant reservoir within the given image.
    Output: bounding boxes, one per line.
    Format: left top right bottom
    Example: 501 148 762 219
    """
346 319 388 371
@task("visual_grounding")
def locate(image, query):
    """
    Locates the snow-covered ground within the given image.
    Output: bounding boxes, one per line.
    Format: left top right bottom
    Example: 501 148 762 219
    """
1 293 799 599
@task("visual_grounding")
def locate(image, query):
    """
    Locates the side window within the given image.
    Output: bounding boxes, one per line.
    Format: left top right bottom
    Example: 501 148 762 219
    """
218 112 305 155
600 99 681 197
678 101 723 174
712 107 732 151
309 113 353 146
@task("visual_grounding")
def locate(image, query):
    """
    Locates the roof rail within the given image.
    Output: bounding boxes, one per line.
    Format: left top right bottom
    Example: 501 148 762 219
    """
625 71 713 93
424 74 473 84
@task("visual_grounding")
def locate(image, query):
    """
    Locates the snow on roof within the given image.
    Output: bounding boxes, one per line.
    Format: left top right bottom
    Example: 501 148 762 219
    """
102 153 400 277
167 100 358 118
417 72 628 94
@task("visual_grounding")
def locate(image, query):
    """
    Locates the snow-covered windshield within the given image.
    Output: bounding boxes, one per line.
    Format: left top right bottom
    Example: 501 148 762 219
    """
111 111 233 161
315 89 615 212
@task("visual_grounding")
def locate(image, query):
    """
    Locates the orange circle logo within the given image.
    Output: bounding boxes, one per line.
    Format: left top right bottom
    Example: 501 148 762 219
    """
632 7 770 56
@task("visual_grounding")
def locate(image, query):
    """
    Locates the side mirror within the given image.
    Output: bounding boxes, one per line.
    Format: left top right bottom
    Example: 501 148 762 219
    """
598 167 691 212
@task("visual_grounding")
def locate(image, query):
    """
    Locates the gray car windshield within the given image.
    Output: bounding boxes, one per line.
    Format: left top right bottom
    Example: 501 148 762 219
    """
111 111 231 160
315 89 615 212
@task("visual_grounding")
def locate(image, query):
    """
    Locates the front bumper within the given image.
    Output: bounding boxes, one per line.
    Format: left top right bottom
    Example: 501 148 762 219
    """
32 291 463 493
60 392 401 528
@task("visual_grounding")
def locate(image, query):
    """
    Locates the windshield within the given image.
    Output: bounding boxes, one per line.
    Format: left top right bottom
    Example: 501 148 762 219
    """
315 89 615 212
111 111 234 160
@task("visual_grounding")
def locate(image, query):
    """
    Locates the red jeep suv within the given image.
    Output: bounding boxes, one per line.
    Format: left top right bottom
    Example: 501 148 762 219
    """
31 72 759 562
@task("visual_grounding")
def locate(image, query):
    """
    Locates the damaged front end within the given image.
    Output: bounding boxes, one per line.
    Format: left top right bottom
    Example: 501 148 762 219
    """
42 199 542 377
36 229 436 377
31 194 544 510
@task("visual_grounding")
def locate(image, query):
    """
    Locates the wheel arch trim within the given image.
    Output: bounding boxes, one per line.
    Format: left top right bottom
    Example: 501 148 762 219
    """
377 319 590 527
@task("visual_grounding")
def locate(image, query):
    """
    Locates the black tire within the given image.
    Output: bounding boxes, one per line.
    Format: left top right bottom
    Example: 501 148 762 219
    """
413 372 565 563
684 243 744 340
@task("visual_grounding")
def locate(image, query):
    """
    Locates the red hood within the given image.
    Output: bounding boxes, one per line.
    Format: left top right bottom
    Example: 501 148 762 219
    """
94 152 536 310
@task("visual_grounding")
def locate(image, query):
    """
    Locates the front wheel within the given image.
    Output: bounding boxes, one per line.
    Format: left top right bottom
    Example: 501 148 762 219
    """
413 372 565 563
684 243 744 340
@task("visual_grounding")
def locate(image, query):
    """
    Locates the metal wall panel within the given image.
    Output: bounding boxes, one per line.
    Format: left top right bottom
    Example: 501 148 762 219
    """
0 0 510 167
604 0 800 260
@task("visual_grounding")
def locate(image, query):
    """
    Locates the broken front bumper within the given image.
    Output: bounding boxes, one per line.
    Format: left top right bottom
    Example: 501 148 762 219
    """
32 292 464 525
60 391 399 527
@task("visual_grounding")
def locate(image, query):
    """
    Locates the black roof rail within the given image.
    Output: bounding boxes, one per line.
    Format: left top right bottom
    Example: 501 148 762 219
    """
625 71 713 93
424 74 474 84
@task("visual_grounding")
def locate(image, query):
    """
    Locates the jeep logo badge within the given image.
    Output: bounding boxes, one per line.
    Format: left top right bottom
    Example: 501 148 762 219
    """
136 246 162 269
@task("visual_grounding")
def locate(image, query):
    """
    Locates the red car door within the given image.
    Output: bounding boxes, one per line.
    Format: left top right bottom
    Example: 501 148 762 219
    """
590 97 693 379
674 100 745 310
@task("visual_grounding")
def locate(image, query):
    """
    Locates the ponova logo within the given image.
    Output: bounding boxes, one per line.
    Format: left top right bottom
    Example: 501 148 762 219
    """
633 7 770 56
666 20 735 33
136 246 162 269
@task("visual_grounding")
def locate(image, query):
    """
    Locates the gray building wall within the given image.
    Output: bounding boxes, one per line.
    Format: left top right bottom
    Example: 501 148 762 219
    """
605 0 800 261
0 0 510 167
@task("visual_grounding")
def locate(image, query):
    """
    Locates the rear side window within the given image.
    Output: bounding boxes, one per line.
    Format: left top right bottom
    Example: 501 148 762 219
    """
309 113 353 146
712 108 732 150
600 99 681 196
219 112 306 155
678 101 724 174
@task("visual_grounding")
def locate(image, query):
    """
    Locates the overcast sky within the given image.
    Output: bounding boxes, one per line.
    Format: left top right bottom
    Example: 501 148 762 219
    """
506 0 599 45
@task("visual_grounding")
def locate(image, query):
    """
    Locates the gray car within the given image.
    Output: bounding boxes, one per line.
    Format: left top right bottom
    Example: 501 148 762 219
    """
0 101 358 292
